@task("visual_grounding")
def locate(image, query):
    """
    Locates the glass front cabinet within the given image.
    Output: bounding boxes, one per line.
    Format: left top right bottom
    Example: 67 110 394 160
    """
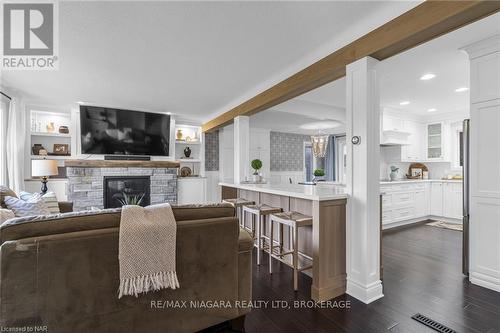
427 122 444 160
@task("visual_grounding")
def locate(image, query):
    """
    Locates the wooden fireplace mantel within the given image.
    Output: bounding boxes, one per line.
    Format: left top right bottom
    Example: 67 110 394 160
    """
64 159 181 168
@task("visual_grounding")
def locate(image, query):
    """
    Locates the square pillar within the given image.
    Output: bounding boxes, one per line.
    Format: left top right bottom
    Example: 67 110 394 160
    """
234 116 250 183
345 56 383 303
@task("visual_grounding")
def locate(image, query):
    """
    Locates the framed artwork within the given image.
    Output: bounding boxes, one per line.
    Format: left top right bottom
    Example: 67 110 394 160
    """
53 144 69 155
411 168 423 178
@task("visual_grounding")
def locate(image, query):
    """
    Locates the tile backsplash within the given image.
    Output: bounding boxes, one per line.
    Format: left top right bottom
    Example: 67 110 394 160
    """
380 146 461 180
205 130 219 171
270 131 310 172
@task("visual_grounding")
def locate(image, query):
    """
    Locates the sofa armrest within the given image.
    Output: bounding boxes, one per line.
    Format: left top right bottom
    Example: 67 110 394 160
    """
58 201 73 213
237 228 253 316
238 228 253 253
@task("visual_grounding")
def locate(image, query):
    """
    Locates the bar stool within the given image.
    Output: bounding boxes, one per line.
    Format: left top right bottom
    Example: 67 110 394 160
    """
242 204 282 265
222 198 255 227
269 211 313 291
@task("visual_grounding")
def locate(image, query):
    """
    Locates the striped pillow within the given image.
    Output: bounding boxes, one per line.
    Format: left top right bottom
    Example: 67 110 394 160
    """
4 196 51 217
20 191 60 214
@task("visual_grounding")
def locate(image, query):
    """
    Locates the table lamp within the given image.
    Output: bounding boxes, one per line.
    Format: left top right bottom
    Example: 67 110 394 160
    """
32 159 58 194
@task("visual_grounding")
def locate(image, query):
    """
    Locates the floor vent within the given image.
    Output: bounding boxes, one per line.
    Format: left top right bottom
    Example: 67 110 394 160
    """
411 314 457 333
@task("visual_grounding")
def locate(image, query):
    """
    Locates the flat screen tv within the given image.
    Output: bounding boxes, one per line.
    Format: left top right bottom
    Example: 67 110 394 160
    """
79 106 170 156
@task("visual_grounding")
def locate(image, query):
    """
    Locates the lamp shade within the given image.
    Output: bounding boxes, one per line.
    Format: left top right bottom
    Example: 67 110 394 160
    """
32 159 58 177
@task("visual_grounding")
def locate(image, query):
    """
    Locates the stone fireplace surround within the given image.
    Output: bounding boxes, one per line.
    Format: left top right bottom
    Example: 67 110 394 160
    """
65 160 179 212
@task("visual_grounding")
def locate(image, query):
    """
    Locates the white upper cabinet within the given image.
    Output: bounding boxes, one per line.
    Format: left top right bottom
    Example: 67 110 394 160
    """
426 122 450 161
383 114 404 132
401 120 424 162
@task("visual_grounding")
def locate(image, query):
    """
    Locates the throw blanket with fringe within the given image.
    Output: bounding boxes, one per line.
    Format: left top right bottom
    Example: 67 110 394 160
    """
118 203 179 298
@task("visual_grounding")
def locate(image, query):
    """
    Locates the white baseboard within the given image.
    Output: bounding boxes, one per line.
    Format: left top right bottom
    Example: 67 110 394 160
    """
470 271 500 293
346 279 384 304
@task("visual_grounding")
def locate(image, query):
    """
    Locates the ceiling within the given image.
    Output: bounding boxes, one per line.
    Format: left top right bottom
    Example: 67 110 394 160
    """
257 11 500 132
1 1 418 123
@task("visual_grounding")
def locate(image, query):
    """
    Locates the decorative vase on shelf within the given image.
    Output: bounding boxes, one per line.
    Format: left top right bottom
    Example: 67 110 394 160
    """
183 146 191 158
390 166 399 181
176 129 183 140
46 122 55 133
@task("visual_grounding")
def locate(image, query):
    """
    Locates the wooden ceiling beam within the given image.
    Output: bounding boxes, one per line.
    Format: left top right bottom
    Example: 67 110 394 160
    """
202 1 500 132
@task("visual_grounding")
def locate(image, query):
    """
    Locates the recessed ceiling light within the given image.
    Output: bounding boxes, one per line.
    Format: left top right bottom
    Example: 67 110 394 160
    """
427 108 437 112
420 73 436 80
399 101 410 106
455 87 469 92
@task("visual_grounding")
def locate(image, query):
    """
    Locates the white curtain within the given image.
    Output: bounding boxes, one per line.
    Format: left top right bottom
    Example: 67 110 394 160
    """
0 96 9 185
5 98 26 192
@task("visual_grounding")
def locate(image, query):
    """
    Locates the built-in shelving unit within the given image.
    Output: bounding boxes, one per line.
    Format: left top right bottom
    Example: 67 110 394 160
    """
174 124 204 177
29 109 72 160
26 108 73 182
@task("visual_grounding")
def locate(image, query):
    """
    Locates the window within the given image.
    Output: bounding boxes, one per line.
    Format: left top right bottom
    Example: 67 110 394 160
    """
304 135 346 183
336 136 347 184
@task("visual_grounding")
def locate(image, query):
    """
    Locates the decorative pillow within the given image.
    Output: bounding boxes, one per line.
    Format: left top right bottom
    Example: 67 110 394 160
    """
0 208 15 223
19 191 60 214
4 196 51 217
0 186 17 208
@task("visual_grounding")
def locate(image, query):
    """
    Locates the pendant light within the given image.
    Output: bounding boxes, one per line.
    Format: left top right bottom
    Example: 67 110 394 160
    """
311 132 329 158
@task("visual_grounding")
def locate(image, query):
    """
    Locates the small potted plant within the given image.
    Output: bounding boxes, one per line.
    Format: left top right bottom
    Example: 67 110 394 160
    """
251 159 263 182
313 168 325 183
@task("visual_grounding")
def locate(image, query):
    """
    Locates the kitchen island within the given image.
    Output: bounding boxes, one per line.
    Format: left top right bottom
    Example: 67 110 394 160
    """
220 182 348 302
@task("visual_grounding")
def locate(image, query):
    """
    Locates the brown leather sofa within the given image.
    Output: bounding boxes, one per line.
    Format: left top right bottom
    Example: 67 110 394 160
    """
0 204 253 333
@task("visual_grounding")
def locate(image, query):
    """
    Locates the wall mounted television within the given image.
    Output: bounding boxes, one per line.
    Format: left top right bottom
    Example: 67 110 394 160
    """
79 105 170 156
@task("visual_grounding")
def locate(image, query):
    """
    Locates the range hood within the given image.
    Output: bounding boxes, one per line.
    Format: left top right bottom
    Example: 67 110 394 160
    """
380 129 411 146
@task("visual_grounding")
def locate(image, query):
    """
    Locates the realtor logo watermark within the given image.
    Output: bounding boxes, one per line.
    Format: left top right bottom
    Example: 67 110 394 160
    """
1 1 59 70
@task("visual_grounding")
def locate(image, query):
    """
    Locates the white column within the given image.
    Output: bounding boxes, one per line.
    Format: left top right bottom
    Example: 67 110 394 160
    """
462 34 500 292
233 116 250 183
345 56 383 304
218 124 234 183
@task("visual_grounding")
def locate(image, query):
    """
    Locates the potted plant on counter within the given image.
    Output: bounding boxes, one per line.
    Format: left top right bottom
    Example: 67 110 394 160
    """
313 168 325 183
251 159 263 182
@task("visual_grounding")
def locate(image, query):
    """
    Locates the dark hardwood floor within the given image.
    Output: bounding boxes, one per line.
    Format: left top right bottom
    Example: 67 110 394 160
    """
210 223 500 333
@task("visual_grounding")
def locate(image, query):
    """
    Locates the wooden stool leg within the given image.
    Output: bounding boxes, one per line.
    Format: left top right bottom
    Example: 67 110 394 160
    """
269 217 274 274
279 223 284 252
256 213 261 265
293 225 299 291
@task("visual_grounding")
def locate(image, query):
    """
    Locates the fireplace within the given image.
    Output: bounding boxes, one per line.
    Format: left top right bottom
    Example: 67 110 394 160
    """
104 176 151 208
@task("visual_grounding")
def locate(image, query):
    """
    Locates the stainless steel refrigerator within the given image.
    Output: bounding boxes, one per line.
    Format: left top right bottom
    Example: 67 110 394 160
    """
463 119 470 276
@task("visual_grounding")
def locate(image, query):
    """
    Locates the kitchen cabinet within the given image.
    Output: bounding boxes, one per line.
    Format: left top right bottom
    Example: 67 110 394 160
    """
443 182 463 219
401 120 424 162
383 114 404 132
381 181 462 228
426 122 450 161
415 189 429 218
430 182 444 216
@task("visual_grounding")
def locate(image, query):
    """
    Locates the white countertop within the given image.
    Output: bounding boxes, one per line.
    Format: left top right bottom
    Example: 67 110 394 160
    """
219 182 348 201
380 179 462 185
